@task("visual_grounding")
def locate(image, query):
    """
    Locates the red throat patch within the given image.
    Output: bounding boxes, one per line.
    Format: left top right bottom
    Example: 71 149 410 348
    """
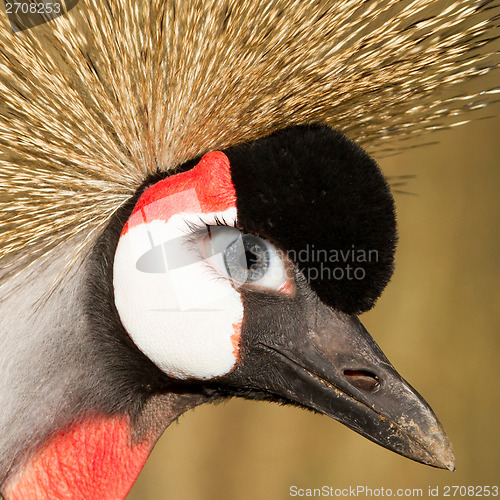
5 416 153 500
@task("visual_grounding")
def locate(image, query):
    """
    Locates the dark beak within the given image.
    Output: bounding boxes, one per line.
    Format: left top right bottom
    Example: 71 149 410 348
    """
229 295 455 470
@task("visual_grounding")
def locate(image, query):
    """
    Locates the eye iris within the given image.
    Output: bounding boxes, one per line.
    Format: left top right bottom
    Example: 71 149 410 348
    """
224 235 270 283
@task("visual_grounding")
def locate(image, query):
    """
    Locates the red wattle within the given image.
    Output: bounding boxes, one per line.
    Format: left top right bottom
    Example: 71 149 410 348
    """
6 416 154 500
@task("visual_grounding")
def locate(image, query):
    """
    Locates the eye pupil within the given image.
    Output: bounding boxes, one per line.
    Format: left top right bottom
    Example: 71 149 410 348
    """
243 250 256 269
224 235 270 283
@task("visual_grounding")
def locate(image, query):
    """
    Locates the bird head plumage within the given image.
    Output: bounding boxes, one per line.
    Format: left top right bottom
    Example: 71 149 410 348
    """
0 0 498 497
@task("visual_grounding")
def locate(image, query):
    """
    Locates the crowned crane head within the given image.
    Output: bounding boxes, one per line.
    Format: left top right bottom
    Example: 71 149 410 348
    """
111 125 453 467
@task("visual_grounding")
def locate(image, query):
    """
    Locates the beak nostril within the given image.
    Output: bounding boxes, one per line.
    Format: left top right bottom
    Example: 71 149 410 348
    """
343 369 380 393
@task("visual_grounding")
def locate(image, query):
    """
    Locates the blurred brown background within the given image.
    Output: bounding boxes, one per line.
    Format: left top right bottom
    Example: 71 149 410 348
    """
129 106 500 499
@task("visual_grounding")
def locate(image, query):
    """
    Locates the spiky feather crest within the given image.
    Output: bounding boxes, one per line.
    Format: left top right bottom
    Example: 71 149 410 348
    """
0 0 499 279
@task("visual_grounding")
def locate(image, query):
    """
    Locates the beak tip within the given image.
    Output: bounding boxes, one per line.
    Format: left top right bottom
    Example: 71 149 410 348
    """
433 450 455 471
439 456 456 472
393 410 455 472
439 448 456 472
427 435 455 471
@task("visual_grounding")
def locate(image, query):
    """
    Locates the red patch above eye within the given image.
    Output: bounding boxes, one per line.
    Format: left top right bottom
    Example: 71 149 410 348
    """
122 151 237 236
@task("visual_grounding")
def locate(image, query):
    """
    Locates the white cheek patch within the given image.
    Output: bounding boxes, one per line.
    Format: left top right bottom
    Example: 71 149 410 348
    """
113 207 244 380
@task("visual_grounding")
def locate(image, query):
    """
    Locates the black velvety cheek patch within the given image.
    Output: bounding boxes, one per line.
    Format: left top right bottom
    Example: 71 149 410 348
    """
225 124 397 315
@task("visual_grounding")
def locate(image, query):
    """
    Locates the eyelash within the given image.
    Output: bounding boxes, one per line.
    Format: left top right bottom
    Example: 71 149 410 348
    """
184 214 236 237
